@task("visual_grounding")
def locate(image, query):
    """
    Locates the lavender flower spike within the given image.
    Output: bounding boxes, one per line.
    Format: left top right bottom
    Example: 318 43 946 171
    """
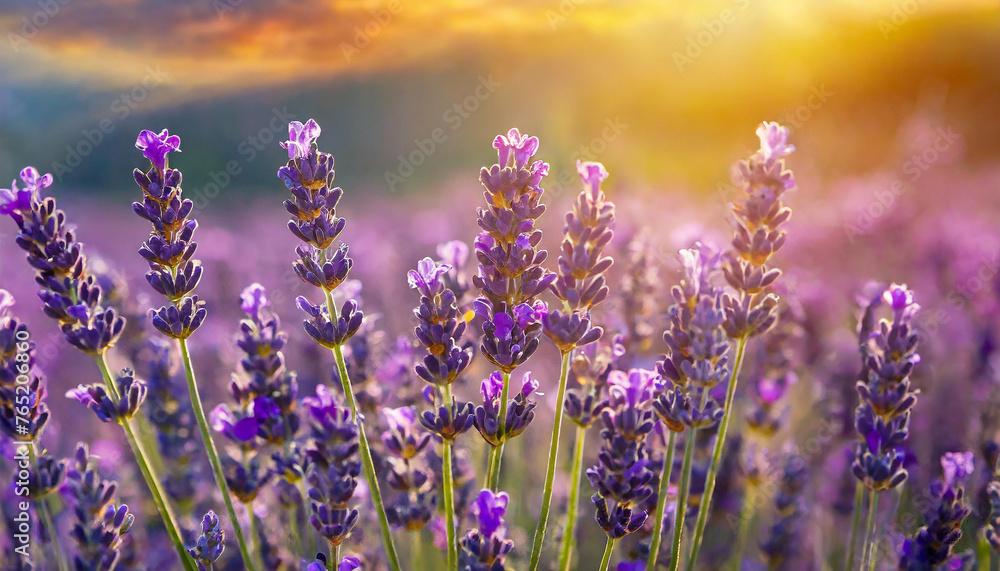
687 122 797 569
277 118 400 571
459 489 515 570
899 453 975 570
475 128 554 493
134 128 253 570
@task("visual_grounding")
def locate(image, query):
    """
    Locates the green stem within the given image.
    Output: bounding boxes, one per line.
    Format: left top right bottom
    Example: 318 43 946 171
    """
325 292 402 571
528 352 572 570
861 490 880 571
647 431 678 570
844 482 864 571
28 445 68 571
247 500 260 568
94 355 196 571
330 544 340 571
488 370 512 491
442 385 458 571
412 530 423 570
600 536 617 571
731 482 757 570
558 425 589 571
176 340 256 570
669 431 698 571
687 335 749 568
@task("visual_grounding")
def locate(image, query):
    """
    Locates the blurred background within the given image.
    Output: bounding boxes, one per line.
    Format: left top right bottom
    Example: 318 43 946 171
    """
2 1 1000 568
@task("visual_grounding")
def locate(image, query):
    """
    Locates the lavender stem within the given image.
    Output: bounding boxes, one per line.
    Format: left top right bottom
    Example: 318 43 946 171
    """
686 334 750 567
528 351 572 570
94 354 196 571
646 430 678 569
558 424 588 571
487 370 512 491
28 444 68 571
324 290 402 571
861 490 880 570
177 339 256 571
844 482 864 570
600 536 617 570
669 430 697 571
442 384 458 570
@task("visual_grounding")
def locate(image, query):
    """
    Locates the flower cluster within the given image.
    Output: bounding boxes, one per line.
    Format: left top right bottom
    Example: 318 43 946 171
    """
1 167 125 354
898 452 974 570
473 371 539 447
721 122 796 339
381 406 436 531
133 129 207 339
188 510 225 571
459 489 515 570
409 256 475 388
588 369 658 539
66 368 148 424
744 295 803 438
564 339 618 430
303 385 361 548
64 443 135 570
0 290 50 442
851 284 921 492
473 128 554 373
542 160 615 353
653 246 729 434
985 479 1000 551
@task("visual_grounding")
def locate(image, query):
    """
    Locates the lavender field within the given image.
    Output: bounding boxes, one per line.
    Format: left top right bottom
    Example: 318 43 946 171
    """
2 2 1000 571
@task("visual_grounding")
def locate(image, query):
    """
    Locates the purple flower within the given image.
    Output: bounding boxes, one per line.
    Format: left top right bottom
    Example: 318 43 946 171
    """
383 406 417 435
941 451 974 487
407 257 452 298
0 167 52 216
240 282 269 320
339 556 362 571
135 129 181 172
607 368 657 408
577 160 608 201
493 128 539 170
473 488 509 539
755 121 795 164
481 372 504 402
437 240 469 269
210 405 258 443
280 119 321 160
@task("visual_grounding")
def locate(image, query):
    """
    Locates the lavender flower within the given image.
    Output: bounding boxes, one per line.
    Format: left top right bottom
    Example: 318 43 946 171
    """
474 128 554 373
721 122 796 340
459 489 515 570
188 510 225 571
852 284 921 492
542 160 615 353
133 129 207 339
898 452 975 570
303 385 361 548
64 443 135 571
0 291 50 442
588 369 658 539
473 371 539 447
653 245 729 434
1 167 125 354
66 368 148 424
409 257 475 387
381 406 436 531
985 480 1000 551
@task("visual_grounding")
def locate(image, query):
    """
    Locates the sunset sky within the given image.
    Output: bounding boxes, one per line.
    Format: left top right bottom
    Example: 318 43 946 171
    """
1 0 997 200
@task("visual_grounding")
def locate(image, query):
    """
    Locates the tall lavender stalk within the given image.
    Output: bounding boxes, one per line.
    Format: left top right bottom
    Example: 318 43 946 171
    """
850 284 921 569
276 119 400 570
588 369 659 569
529 160 614 570
687 122 796 568
1 167 193 570
472 128 555 490
63 444 135 570
650 245 729 570
131 129 255 569
899 452 975 570
408 256 475 569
